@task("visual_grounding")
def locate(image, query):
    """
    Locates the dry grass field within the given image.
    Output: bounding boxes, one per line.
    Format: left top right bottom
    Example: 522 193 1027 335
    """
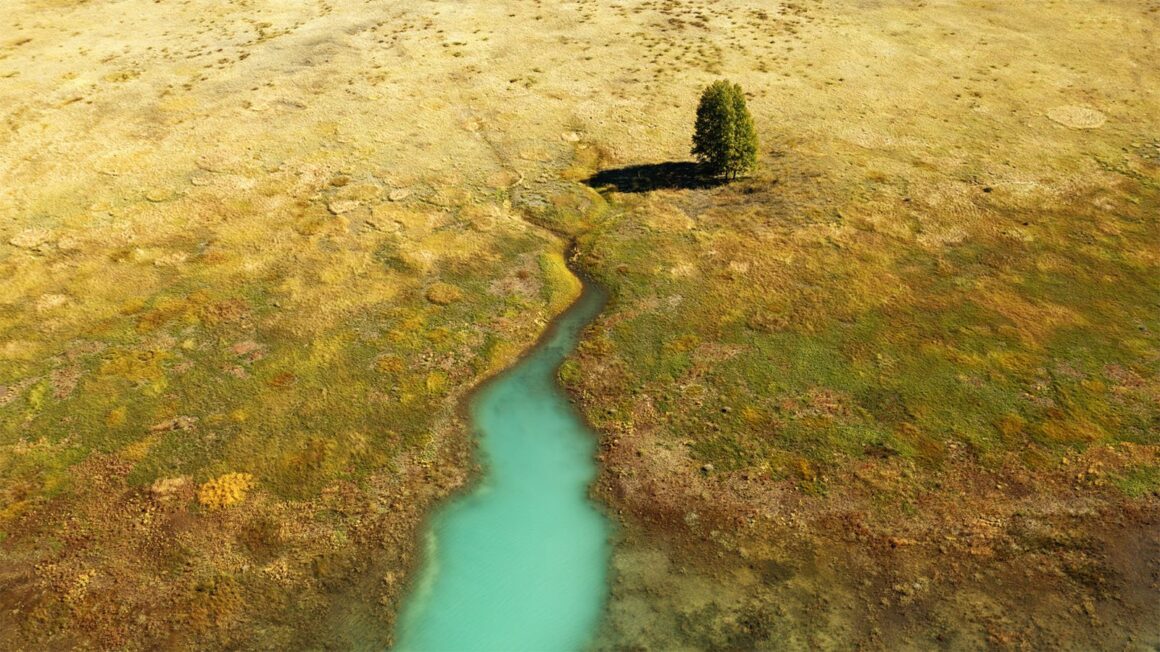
1 0 1157 649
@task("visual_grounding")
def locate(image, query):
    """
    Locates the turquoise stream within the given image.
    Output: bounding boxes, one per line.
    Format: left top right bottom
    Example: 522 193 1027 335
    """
394 282 611 652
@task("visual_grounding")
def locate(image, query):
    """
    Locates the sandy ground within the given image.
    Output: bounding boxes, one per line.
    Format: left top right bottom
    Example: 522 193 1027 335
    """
1 0 1158 648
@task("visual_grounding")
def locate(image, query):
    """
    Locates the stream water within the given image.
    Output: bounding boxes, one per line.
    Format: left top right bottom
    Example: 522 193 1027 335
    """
394 281 611 651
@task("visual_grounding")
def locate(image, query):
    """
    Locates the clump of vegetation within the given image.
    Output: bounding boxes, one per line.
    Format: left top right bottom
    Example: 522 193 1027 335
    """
425 282 464 306
197 473 254 510
150 476 192 503
692 80 758 180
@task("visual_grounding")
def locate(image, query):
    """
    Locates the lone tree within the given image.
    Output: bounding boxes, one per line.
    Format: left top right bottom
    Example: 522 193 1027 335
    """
691 80 758 180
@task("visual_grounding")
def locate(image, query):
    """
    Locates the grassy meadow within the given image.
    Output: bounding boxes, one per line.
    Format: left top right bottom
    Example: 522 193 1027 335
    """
1 0 1157 648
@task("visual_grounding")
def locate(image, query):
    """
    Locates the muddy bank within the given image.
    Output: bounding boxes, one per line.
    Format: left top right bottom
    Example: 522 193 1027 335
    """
581 418 1160 649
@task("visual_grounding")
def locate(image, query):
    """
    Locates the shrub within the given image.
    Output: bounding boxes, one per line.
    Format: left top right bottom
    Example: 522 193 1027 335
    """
197 473 255 510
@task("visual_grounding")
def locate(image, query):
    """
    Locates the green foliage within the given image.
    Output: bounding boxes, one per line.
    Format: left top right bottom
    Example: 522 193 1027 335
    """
575 171 1160 484
691 80 758 179
1113 465 1160 498
692 81 733 175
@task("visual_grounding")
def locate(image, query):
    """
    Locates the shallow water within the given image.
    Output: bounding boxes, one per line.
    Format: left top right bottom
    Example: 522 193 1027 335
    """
394 283 611 652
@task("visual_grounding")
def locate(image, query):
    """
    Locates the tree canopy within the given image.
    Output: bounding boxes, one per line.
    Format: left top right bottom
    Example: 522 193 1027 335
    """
691 80 758 180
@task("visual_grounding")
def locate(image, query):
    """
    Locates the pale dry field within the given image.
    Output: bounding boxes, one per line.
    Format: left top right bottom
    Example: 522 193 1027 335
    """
1 0 1158 648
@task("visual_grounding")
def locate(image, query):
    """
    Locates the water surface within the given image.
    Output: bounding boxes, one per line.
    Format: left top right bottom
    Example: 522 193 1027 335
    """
395 282 611 651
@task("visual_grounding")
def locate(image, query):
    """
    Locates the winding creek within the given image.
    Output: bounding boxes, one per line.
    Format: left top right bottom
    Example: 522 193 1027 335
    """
394 278 612 651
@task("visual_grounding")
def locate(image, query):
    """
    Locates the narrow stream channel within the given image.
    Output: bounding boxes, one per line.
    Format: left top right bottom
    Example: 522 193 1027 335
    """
394 279 612 651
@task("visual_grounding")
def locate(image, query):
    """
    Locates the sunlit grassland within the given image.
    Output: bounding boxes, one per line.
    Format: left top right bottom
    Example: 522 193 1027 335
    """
2 0 1158 647
561 173 1158 485
1 213 573 501
0 153 577 645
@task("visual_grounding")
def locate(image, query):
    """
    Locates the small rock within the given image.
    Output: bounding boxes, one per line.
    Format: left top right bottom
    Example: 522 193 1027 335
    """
148 416 198 433
328 199 361 215
150 476 191 500
388 188 412 202
35 294 70 311
701 463 714 474
145 189 172 203
153 252 189 267
1046 105 1107 129
9 229 53 249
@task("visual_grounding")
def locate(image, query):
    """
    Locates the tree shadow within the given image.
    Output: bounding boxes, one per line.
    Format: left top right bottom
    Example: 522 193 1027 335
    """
583 161 725 193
